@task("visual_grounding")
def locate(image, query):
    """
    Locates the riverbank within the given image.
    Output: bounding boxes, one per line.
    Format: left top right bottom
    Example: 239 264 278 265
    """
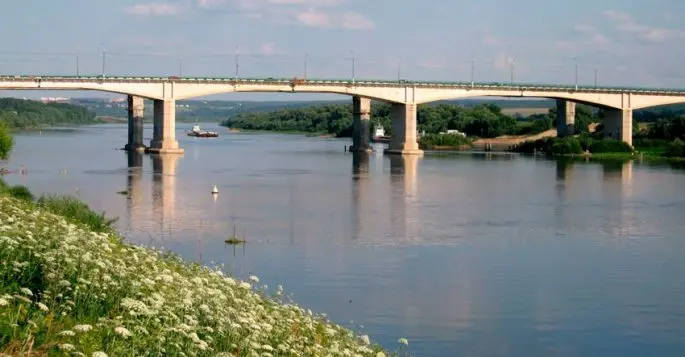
0 186 388 356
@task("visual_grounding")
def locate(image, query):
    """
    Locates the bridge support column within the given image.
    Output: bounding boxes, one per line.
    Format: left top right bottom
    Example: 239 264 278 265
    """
349 96 372 152
384 103 423 156
603 108 633 146
124 95 146 152
148 99 183 154
556 100 576 137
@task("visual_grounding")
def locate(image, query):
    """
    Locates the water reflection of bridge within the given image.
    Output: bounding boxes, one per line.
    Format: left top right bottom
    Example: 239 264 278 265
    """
125 151 182 243
351 152 419 245
553 159 636 236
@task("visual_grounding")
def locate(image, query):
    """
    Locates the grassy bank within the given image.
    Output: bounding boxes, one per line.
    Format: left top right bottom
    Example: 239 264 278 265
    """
0 185 389 356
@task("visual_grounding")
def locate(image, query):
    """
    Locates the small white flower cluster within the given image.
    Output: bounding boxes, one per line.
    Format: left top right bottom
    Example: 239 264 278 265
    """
0 196 387 356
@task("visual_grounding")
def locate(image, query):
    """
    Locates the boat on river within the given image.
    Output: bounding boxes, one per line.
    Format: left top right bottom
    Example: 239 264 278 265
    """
371 125 391 143
187 124 219 138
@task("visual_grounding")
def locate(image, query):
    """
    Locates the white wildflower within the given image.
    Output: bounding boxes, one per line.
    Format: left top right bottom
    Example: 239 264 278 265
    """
376 353 387 357
249 275 259 283
59 330 76 336
92 352 108 357
20 287 33 296
0 297 9 307
115 326 133 338
74 324 93 332
58 344 75 351
360 335 370 345
239 282 251 289
36 302 49 312
398 337 409 346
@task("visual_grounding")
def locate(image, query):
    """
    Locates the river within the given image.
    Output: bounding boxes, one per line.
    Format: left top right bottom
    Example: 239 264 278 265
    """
4 123 685 356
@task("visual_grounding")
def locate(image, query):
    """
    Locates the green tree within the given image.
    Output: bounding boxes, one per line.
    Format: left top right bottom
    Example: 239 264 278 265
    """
0 122 13 160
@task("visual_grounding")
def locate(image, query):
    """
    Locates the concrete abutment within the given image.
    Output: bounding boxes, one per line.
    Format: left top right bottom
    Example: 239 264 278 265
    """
556 100 576 137
384 103 424 156
147 99 184 154
124 95 146 152
349 96 373 152
602 108 633 146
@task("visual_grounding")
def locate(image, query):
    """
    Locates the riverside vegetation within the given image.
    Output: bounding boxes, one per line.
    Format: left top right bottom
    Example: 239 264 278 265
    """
0 98 99 129
0 181 393 356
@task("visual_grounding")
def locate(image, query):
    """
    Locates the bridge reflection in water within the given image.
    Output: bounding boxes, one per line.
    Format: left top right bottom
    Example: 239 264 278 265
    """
552 159 635 237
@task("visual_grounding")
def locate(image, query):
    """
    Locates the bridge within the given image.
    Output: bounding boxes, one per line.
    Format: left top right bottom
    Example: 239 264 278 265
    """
3 75 685 154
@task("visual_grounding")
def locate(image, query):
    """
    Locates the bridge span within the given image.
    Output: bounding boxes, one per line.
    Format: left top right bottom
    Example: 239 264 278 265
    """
3 75 685 153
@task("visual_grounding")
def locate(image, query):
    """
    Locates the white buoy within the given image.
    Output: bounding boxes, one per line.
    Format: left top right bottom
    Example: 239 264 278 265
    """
212 185 219 194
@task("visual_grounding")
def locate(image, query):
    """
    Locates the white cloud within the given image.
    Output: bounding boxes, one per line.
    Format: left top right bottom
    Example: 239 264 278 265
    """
268 0 344 6
602 10 685 43
198 0 226 8
124 3 182 16
294 9 373 30
259 42 286 55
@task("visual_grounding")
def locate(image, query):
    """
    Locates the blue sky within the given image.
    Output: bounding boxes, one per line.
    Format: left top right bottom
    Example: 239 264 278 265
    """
2 0 685 100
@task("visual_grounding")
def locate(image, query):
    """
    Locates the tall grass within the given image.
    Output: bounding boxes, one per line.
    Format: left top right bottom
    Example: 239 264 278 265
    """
37 195 117 233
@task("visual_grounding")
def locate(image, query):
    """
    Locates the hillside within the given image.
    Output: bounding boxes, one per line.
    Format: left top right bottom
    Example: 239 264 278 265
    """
0 98 98 129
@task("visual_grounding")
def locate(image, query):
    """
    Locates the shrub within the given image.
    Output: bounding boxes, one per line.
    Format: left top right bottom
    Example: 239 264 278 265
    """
551 137 583 155
419 133 472 150
0 121 13 160
8 185 34 201
578 133 594 152
589 139 634 153
665 139 685 158
37 195 118 233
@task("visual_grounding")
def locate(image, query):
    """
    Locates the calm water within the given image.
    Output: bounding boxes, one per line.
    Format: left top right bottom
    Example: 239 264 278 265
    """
4 123 685 356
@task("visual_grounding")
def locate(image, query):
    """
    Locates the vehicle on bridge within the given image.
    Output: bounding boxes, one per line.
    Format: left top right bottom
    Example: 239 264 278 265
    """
187 124 218 138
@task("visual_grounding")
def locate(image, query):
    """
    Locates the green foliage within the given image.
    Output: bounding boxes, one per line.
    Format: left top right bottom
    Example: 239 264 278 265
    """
222 102 524 139
589 139 634 153
0 98 97 129
37 195 118 233
577 133 594 152
665 139 685 158
646 117 685 140
531 117 554 134
419 133 473 150
7 185 33 202
551 137 583 155
0 121 13 160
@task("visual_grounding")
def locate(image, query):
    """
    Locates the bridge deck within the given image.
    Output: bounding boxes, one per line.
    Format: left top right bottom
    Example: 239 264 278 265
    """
1 75 685 96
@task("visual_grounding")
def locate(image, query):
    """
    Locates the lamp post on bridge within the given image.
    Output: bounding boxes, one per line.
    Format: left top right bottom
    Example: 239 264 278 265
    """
304 52 308 80
234 47 240 81
350 50 356 84
594 68 598 88
509 60 515 85
397 57 401 82
101 50 106 79
470 59 475 87
178 57 183 78
76 54 80 77
574 57 579 90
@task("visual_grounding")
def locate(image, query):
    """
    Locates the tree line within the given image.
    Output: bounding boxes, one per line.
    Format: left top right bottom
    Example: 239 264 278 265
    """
0 98 98 129
221 102 597 138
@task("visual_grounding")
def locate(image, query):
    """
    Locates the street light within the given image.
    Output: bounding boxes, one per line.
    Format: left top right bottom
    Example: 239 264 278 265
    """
574 57 579 90
75 54 80 77
101 50 106 78
470 59 475 87
350 50 356 84
179 57 183 77
594 68 598 88
234 47 240 81
304 52 308 80
397 57 401 82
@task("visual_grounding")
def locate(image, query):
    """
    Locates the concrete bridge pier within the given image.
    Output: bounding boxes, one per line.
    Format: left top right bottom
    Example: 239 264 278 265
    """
556 100 576 137
603 108 633 146
384 103 424 156
147 99 184 154
349 96 373 152
124 95 146 152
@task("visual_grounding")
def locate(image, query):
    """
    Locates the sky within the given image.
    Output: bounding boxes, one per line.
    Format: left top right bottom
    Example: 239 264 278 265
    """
2 0 685 100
